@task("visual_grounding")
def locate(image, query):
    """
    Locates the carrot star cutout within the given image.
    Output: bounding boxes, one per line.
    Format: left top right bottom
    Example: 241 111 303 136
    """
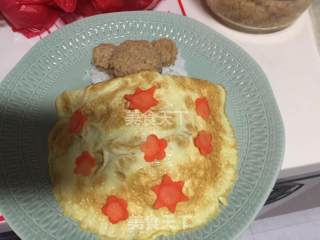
152 174 189 213
74 151 96 176
69 109 87 134
102 196 129 224
124 86 158 113
194 131 213 156
195 97 211 120
140 134 168 162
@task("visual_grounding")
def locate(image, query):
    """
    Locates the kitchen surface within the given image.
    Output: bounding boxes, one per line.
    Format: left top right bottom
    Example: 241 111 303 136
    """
0 0 319 239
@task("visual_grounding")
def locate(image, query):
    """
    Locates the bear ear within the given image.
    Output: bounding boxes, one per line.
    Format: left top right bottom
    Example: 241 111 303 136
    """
152 39 178 67
92 43 116 70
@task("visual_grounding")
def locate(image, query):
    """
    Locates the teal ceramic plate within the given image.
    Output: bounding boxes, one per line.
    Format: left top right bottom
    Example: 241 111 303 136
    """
0 11 284 240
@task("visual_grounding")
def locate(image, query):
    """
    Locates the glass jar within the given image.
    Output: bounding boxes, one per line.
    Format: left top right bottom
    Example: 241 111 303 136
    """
206 0 313 33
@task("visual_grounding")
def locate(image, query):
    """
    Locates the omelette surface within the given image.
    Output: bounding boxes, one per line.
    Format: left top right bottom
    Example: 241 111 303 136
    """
48 71 238 240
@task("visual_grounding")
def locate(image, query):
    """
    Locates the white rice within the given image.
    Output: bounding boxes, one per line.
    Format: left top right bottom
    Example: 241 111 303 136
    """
162 52 188 76
84 52 188 85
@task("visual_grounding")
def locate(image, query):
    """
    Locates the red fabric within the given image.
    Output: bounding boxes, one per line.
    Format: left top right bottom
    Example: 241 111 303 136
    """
0 0 59 38
54 0 77 12
0 0 161 38
145 0 161 10
92 0 160 12
75 0 97 16
92 0 127 12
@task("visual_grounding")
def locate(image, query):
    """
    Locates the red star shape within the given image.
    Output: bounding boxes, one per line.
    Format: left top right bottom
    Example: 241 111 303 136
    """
194 131 213 156
74 151 96 176
101 196 129 224
152 174 189 213
124 86 159 113
140 134 168 162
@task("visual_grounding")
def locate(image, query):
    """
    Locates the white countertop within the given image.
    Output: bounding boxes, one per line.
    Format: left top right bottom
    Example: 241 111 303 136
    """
0 0 320 178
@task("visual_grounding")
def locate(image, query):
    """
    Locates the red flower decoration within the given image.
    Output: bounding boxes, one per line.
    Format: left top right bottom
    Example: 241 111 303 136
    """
194 131 213 156
69 109 86 134
140 134 167 162
152 174 189 213
74 151 96 176
102 196 129 224
195 97 210 120
124 86 158 113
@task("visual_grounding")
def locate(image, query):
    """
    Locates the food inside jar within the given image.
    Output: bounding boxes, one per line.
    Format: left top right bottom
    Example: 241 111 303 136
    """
207 0 312 30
